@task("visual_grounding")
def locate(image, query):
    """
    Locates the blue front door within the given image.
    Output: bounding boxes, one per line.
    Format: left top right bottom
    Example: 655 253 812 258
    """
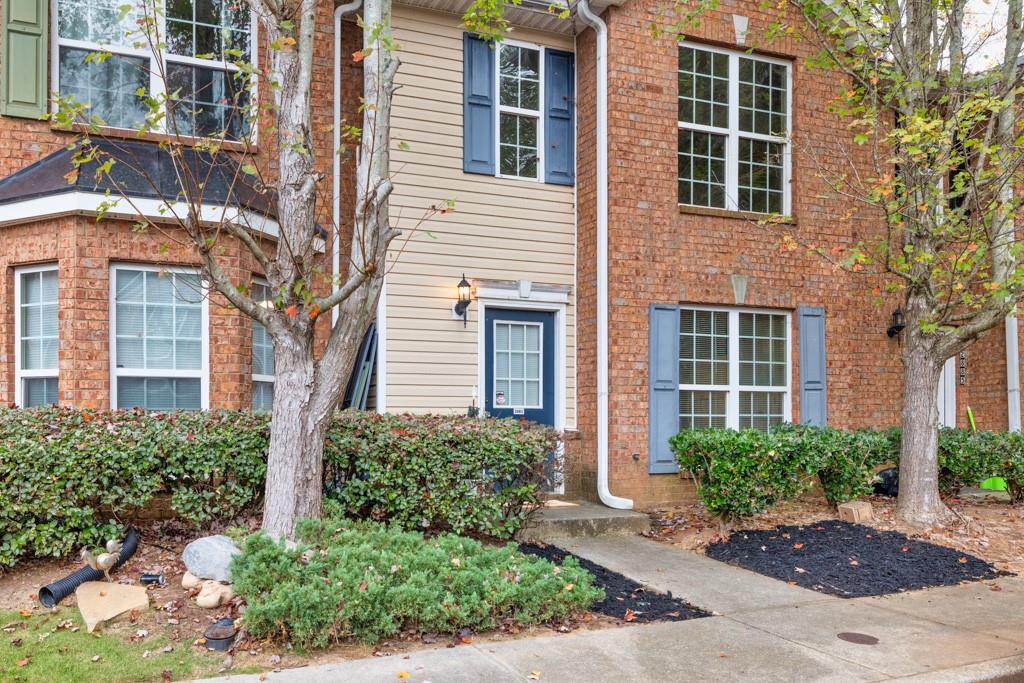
484 309 555 426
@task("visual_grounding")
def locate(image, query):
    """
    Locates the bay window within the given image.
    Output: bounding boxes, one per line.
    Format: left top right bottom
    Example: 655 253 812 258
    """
111 265 207 410
678 44 790 214
15 266 59 407
678 307 791 431
55 0 253 139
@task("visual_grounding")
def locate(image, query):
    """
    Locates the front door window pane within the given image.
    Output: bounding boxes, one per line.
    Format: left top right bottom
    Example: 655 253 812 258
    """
494 321 542 409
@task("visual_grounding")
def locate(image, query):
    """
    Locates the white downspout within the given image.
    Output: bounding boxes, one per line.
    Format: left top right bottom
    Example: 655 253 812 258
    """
1007 316 1021 431
577 0 633 509
333 0 364 325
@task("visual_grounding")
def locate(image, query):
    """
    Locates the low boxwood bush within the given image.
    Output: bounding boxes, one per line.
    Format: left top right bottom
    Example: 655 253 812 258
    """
0 407 554 569
325 412 558 538
672 424 1024 522
230 507 603 648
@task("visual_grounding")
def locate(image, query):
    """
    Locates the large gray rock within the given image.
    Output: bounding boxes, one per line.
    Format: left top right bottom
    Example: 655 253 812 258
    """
182 535 240 583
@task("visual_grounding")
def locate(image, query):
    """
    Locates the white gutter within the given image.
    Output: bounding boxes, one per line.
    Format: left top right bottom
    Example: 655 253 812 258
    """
333 0 364 324
576 0 633 510
1007 316 1021 431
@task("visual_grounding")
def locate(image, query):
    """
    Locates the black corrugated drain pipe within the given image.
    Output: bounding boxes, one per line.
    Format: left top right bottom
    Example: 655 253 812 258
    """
38 527 141 608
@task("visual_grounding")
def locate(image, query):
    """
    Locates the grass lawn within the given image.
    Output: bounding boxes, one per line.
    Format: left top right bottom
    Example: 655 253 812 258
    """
0 607 258 682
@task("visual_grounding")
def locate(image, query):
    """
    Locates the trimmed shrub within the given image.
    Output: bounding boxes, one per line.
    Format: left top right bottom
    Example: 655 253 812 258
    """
325 412 557 539
670 428 823 522
673 424 1024 523
0 407 555 569
230 507 603 648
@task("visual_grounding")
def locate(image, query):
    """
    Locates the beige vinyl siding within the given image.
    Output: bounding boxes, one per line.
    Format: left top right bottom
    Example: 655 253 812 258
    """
384 6 577 427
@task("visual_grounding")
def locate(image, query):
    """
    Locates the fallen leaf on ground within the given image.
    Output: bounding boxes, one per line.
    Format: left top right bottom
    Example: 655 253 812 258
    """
529 671 541 680
958 557 968 564
91 655 101 662
16 657 29 667
18 610 31 617
793 543 804 549
623 608 636 622
396 673 410 680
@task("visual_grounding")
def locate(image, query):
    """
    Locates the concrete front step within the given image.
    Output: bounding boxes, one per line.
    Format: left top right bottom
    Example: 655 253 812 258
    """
518 500 651 541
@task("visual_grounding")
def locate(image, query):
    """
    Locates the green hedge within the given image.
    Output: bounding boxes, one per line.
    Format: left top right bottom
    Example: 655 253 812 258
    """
231 507 602 648
324 412 557 539
671 425 1022 523
0 407 555 569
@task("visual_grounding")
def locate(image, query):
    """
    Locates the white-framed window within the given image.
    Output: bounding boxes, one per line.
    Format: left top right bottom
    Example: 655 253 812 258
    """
497 40 544 181
677 43 791 214
678 306 791 431
493 319 543 409
14 265 59 407
251 279 274 412
53 0 254 140
110 264 208 410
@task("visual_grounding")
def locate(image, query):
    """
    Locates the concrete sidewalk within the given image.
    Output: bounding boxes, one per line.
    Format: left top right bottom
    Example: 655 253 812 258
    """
211 536 1024 683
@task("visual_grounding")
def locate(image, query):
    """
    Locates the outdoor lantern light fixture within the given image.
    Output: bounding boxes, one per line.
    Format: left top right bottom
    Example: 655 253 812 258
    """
453 274 472 327
886 307 906 338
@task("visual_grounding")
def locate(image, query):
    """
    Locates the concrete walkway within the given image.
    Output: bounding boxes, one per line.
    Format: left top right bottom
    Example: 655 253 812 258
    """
211 536 1024 683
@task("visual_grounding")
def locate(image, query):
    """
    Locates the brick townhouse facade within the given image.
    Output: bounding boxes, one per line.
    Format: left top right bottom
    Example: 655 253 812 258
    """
0 0 1018 509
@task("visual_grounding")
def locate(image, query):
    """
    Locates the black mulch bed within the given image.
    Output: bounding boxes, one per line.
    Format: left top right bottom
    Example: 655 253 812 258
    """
705 519 1010 598
519 542 709 623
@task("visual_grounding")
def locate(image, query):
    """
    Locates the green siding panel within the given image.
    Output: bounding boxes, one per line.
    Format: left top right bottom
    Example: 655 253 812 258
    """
2 0 48 119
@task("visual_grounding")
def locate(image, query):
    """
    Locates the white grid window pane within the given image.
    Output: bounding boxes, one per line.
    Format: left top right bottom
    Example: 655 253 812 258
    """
738 312 787 387
678 46 729 128
679 390 728 430
115 270 203 371
499 113 539 179
738 57 787 136
23 378 59 407
739 391 785 431
738 138 785 214
494 321 542 409
165 0 251 61
499 45 540 111
678 130 727 208
253 380 274 412
58 47 148 129
679 309 729 386
117 377 201 411
252 282 275 411
19 270 59 371
58 0 137 46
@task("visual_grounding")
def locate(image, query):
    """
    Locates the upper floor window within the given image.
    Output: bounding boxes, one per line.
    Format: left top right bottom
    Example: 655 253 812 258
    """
498 43 542 180
677 44 790 214
111 265 207 410
251 280 274 412
462 34 575 186
56 0 253 139
15 266 59 407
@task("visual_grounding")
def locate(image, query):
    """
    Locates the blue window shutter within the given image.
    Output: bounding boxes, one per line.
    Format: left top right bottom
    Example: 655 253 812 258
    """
798 306 828 426
544 49 575 186
463 34 495 175
648 304 680 473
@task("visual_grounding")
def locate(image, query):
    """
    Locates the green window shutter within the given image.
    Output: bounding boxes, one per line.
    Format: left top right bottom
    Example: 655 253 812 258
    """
1 0 49 119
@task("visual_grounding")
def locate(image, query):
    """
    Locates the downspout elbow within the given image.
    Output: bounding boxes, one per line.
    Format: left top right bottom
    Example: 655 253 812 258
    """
577 0 632 510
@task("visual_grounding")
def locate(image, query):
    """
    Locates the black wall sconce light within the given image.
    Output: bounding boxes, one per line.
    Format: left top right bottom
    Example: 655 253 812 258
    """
886 307 906 338
453 274 472 327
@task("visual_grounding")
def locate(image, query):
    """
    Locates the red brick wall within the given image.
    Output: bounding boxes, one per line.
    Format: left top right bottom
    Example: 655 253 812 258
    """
569 1 1014 507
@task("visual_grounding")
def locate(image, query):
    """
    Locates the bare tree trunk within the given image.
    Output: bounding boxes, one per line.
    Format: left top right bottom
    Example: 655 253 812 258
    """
261 332 326 538
896 300 952 527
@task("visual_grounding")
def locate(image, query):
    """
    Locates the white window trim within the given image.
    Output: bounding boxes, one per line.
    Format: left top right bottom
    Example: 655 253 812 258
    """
108 263 210 409
491 319 544 410
495 39 545 183
251 277 274 403
50 0 260 142
14 264 59 408
677 41 792 215
678 305 792 429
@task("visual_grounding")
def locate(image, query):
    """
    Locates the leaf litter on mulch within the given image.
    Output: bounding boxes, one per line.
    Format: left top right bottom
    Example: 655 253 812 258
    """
705 520 1011 598
519 543 709 623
